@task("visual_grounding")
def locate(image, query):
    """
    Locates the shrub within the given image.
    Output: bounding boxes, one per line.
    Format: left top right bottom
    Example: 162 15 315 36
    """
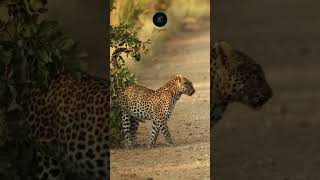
0 0 87 178
0 0 87 116
110 2 150 144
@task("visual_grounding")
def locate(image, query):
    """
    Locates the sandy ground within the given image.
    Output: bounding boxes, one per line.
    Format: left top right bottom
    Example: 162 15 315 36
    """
213 0 320 179
111 22 210 180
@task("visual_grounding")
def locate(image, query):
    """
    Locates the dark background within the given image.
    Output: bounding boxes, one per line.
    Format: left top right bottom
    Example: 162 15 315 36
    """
213 0 320 179
48 0 108 78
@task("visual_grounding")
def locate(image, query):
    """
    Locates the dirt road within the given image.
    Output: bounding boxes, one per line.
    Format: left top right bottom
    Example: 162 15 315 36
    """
110 22 210 180
214 0 320 179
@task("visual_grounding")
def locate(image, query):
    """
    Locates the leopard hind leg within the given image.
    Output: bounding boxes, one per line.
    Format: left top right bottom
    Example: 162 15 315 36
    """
121 110 133 148
130 117 140 146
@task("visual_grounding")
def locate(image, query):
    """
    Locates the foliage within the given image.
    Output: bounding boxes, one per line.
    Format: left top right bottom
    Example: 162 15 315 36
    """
112 0 171 30
0 0 87 178
110 0 116 11
110 1 150 144
0 0 87 113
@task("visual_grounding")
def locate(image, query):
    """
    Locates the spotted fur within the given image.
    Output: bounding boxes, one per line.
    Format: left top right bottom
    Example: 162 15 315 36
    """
211 41 273 126
25 73 110 179
117 75 195 148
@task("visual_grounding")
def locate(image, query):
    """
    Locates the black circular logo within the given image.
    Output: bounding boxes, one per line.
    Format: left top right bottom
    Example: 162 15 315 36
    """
153 12 167 27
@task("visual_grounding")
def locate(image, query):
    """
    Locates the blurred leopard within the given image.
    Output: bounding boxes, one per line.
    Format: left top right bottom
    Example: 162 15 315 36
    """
211 41 273 126
26 73 110 180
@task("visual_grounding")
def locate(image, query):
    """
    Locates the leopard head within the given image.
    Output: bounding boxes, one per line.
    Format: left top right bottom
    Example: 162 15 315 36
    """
175 75 195 96
212 41 272 109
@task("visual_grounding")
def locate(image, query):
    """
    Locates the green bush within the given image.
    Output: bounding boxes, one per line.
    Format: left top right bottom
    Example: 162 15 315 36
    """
0 0 87 114
0 0 87 178
110 3 150 144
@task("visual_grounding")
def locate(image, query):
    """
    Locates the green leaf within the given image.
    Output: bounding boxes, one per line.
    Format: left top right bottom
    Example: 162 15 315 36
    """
60 38 75 51
18 24 33 38
39 50 51 63
52 49 61 59
1 50 12 65
8 85 17 99
8 99 22 112
38 8 48 13
30 0 44 11
38 21 59 36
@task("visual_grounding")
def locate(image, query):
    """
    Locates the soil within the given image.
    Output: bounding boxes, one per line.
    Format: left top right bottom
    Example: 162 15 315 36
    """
110 22 211 180
213 0 320 180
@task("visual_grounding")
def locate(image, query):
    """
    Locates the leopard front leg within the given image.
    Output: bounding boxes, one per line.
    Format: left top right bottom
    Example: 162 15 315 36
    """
148 119 161 148
121 110 133 148
160 121 174 146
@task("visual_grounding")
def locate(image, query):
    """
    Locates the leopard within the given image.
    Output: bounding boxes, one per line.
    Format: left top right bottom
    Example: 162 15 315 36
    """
211 41 273 127
117 75 195 148
24 73 110 180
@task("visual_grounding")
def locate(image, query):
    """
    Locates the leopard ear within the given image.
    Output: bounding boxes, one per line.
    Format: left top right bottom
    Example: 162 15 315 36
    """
212 42 220 59
176 75 183 82
213 41 233 65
